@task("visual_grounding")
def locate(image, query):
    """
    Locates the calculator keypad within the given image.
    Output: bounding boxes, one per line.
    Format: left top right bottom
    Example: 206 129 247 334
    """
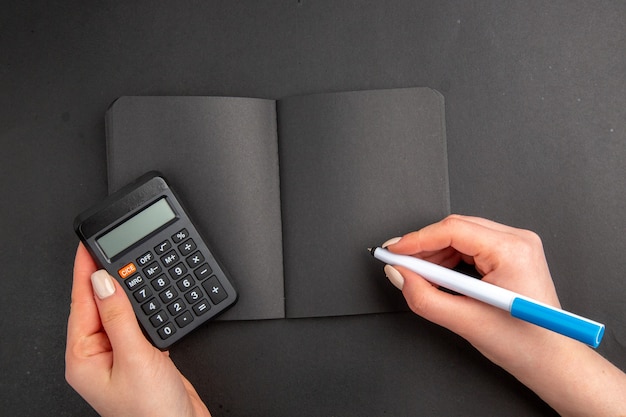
121 229 230 342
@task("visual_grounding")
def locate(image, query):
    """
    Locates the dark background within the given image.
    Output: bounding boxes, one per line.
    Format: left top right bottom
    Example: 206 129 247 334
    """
2 1 625 415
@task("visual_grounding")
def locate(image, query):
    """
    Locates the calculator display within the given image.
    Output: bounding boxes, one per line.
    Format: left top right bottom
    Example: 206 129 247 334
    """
97 198 176 259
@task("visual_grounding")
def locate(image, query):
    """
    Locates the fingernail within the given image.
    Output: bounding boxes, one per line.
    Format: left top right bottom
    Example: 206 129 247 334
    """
384 265 404 290
91 270 116 299
382 237 402 248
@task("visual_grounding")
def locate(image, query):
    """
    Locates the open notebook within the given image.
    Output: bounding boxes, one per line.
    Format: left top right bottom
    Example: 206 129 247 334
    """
105 88 450 320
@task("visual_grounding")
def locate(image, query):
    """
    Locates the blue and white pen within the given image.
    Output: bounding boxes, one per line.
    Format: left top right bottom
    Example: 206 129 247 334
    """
369 247 605 348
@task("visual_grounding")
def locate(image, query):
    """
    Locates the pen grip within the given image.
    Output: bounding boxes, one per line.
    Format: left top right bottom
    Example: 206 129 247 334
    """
510 297 605 348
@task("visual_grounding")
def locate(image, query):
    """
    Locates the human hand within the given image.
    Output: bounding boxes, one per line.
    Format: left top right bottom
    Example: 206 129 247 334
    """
382 214 561 367
382 215 626 416
65 243 211 417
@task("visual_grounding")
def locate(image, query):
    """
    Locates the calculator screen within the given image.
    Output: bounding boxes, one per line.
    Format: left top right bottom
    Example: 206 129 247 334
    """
97 198 176 259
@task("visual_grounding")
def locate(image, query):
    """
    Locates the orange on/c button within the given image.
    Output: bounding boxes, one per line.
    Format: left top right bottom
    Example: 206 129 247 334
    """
118 262 137 279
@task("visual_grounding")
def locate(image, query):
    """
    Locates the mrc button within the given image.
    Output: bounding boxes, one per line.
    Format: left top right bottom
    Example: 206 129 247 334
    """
124 274 144 290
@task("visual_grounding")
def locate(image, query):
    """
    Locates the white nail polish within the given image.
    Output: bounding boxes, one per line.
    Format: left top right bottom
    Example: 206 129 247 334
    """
91 270 116 299
382 237 402 248
384 265 404 290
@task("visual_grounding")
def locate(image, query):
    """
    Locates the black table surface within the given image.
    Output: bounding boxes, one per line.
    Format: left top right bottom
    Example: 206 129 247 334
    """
2 1 625 416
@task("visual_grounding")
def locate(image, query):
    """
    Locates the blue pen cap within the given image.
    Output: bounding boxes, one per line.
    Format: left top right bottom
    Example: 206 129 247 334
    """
510 298 605 348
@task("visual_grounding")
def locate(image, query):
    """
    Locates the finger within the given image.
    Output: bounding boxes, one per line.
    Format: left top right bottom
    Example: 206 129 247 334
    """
67 243 102 348
394 265 499 339
450 214 524 236
387 215 518 273
419 246 462 268
71 332 113 358
90 270 154 358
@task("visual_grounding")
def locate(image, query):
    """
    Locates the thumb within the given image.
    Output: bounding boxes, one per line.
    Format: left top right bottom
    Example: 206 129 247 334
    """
90 270 153 355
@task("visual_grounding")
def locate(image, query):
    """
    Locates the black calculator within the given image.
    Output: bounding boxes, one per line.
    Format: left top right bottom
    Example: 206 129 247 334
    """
74 172 237 349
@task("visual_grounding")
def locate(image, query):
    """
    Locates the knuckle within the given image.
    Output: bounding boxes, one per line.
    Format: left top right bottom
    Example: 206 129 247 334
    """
499 229 544 264
440 214 464 229
519 229 543 248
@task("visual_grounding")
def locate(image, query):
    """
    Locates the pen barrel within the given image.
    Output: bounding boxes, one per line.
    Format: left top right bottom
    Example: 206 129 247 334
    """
510 297 605 348
372 248 605 348
373 248 516 310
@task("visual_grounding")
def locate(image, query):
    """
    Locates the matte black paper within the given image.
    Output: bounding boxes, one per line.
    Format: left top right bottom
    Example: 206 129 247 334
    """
106 88 450 320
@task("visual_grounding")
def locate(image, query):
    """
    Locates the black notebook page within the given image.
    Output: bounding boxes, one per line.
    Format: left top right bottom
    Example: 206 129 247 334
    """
106 96 285 321
277 88 450 318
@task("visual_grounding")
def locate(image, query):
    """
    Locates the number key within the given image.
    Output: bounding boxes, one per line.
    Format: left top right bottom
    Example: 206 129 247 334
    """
142 298 160 315
152 274 169 291
133 286 152 302
160 287 178 303
157 323 176 340
185 287 202 304
177 276 194 291
167 299 185 316
150 310 168 327
168 263 187 279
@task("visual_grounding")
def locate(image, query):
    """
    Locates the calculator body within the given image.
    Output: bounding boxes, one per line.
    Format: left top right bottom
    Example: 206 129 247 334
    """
74 172 237 349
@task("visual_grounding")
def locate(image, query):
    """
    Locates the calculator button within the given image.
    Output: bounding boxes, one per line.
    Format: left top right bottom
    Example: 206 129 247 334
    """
186 251 205 267
193 299 211 316
142 298 160 314
172 229 189 243
157 323 176 340
152 274 169 291
178 238 197 256
194 263 212 280
159 287 178 303
133 286 152 302
136 251 154 267
154 239 171 255
177 276 194 291
118 262 137 279
185 287 203 304
143 261 162 279
124 274 145 290
167 299 185 316
175 311 194 328
150 310 168 327
202 276 228 305
161 250 179 267
168 263 187 279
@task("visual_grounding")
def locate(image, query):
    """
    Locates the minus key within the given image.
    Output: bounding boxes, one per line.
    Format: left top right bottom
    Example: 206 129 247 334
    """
194 263 212 280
